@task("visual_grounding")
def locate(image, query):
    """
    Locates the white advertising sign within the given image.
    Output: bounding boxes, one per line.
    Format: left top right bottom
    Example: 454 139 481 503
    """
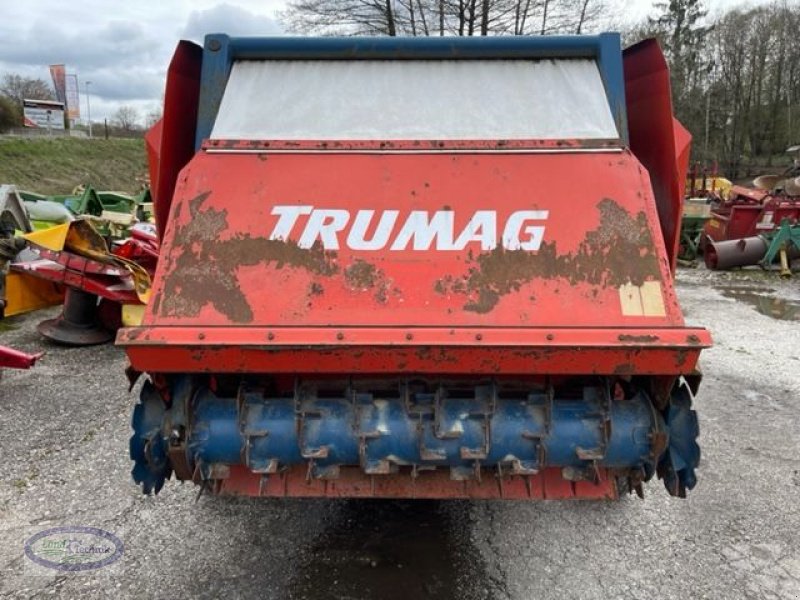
23 99 66 130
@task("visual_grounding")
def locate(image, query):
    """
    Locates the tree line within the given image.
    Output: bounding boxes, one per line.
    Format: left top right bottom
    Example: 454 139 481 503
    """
280 0 607 37
628 0 800 179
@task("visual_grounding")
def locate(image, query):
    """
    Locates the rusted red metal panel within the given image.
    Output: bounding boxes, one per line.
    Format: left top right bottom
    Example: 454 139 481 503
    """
151 41 203 241
624 39 687 272
120 144 710 375
141 149 680 330
217 465 618 500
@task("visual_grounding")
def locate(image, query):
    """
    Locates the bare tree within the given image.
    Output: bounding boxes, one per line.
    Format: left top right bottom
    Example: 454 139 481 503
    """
280 0 407 35
280 0 607 36
572 0 607 33
113 105 140 131
0 74 54 108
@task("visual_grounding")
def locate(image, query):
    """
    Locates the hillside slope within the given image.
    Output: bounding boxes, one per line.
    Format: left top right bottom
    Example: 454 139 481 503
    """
0 137 148 195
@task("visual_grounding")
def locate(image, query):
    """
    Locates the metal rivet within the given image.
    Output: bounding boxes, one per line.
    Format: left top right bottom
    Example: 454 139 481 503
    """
208 38 222 51
406 333 413 341
198 333 205 340
475 333 483 341
267 332 275 341
546 334 554 341
336 332 344 340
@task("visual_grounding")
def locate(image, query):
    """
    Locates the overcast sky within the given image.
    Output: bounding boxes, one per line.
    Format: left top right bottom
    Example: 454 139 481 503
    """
0 0 766 124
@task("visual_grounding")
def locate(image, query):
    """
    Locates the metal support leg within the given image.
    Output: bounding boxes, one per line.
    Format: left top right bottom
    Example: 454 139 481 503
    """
37 287 113 346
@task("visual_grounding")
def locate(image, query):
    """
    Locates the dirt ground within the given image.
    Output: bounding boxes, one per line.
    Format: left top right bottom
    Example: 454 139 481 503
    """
0 266 798 599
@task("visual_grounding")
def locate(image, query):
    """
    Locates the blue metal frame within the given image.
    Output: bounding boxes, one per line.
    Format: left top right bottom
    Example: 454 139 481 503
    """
196 33 628 149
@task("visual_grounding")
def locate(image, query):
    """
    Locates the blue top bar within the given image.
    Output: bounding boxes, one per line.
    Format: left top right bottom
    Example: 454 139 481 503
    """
195 34 628 149
227 34 612 59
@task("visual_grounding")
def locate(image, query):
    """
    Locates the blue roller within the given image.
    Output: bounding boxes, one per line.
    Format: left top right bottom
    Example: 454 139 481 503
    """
181 386 664 474
132 380 686 490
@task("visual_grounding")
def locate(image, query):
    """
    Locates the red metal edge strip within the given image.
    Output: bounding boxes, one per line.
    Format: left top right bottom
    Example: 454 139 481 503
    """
119 327 709 375
217 465 617 500
118 326 711 347
201 138 623 152
123 346 702 375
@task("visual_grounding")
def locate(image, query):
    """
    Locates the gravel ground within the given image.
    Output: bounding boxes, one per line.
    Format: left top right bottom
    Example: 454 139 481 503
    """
0 267 798 599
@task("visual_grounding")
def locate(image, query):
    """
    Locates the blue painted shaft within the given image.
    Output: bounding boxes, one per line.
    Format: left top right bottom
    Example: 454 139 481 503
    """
187 387 660 472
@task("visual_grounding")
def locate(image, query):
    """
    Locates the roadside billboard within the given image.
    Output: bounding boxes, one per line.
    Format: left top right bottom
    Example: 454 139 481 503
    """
49 64 66 104
65 74 80 121
22 99 66 130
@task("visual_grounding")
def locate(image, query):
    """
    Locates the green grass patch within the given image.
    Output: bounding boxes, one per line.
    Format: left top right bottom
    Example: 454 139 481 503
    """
0 137 148 195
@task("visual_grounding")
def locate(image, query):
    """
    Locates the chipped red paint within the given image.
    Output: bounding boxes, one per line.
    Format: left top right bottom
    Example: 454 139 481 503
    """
216 465 618 500
139 149 680 329
119 144 711 376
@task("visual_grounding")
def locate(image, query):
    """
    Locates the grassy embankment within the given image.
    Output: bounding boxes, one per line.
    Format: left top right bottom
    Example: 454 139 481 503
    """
0 137 147 195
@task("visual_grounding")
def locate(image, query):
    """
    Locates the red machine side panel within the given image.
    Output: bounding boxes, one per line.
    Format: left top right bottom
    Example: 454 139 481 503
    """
152 41 203 241
624 39 688 272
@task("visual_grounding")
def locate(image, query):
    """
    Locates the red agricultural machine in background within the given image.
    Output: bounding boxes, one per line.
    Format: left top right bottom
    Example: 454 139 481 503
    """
703 175 800 275
120 34 710 500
